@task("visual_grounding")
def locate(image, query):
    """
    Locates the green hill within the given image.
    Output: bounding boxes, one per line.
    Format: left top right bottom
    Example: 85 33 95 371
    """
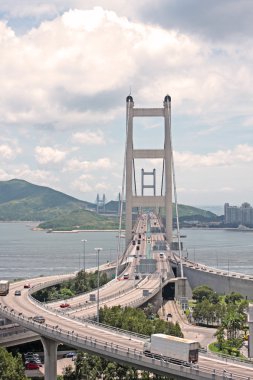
38 209 119 231
0 179 95 221
0 179 218 230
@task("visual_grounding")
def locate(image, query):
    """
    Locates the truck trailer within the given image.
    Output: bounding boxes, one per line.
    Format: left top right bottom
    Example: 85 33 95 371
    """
0 280 9 296
143 333 199 364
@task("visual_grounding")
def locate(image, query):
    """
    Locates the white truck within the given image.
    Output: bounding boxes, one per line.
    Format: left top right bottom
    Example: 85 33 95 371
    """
0 280 9 296
143 334 199 364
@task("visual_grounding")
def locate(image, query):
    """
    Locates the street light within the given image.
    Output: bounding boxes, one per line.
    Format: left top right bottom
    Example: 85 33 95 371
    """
94 247 103 323
81 239 87 272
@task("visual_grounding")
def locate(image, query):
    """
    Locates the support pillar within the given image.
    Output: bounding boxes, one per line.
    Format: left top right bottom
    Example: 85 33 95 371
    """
41 336 59 380
164 95 173 243
125 95 134 244
248 304 253 357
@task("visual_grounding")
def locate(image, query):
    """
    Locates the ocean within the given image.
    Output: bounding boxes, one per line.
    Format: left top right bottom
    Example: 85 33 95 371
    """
0 222 253 280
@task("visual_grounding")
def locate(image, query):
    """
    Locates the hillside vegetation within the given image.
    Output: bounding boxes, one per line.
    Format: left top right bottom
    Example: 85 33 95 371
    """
0 179 217 230
0 179 95 221
38 209 119 230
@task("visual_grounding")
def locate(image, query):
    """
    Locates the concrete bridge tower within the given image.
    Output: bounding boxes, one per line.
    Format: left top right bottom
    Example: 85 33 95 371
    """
125 95 173 245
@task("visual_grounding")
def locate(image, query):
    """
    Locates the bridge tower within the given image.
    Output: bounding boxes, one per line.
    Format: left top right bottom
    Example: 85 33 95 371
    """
96 193 106 213
125 95 173 245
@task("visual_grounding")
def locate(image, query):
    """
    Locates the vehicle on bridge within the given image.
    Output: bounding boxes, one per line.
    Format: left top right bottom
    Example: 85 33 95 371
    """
0 280 9 296
60 302 70 308
33 315 45 323
143 334 199 364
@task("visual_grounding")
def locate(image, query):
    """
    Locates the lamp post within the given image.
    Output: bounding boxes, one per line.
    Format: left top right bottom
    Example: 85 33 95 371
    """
94 247 102 323
81 239 87 272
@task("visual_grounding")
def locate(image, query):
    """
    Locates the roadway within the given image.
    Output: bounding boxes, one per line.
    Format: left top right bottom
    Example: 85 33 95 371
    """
1 213 253 379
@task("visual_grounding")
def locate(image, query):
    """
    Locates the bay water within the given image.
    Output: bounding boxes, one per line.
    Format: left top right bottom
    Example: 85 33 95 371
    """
0 222 253 280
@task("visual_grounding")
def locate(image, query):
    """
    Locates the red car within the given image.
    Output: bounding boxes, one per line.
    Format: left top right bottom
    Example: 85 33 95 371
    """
25 362 40 370
60 303 70 308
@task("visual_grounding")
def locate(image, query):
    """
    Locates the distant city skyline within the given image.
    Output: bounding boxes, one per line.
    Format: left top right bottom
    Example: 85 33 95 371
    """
1 1 253 205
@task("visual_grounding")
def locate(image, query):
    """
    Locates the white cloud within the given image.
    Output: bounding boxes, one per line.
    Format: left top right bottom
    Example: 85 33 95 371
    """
72 179 93 193
0 164 57 186
0 7 252 130
65 157 113 172
1 5 253 204
35 146 67 164
72 130 105 145
95 182 111 191
0 168 13 180
0 144 17 159
174 144 253 168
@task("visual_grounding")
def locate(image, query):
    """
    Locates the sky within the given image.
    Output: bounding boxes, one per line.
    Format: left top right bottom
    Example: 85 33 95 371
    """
0 0 253 208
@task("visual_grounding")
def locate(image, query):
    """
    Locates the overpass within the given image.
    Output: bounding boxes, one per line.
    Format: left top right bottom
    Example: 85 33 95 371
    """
1 213 253 380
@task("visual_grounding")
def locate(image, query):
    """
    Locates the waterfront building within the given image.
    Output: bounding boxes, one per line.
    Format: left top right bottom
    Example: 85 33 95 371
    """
224 202 253 226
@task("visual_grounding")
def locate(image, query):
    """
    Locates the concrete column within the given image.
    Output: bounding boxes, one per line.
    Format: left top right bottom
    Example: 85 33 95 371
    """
125 95 134 245
248 304 253 357
164 95 173 243
41 336 59 380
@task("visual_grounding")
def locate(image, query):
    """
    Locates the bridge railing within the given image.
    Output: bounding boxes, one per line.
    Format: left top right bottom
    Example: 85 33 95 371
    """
28 272 155 316
199 348 253 368
0 303 250 380
171 253 253 281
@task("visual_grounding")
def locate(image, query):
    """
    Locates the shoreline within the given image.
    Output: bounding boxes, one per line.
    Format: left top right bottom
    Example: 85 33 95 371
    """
32 228 122 233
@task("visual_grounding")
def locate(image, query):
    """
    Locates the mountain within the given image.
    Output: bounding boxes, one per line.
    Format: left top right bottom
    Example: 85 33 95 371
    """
0 179 218 230
0 179 96 221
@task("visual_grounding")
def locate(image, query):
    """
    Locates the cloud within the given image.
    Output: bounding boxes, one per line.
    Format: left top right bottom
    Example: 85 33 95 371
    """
0 144 18 159
0 164 57 185
72 179 93 193
65 157 113 172
0 6 252 133
174 144 253 168
139 0 253 41
72 130 105 145
94 182 111 191
35 146 67 164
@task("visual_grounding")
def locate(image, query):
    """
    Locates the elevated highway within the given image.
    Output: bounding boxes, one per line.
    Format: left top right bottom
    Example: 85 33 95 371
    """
1 213 253 380
170 252 253 298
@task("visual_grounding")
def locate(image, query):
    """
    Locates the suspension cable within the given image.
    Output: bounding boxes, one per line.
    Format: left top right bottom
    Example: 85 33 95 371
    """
166 98 184 278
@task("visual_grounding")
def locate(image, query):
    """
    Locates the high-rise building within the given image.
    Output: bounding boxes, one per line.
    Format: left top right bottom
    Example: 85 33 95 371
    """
224 202 253 226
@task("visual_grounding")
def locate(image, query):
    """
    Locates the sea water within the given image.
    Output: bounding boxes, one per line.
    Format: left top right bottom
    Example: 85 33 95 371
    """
0 223 253 280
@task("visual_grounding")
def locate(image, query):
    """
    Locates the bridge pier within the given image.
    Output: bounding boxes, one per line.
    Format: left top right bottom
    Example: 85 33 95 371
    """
41 336 58 380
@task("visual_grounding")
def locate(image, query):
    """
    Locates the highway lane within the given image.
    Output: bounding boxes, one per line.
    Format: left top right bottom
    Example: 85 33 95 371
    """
2 213 253 378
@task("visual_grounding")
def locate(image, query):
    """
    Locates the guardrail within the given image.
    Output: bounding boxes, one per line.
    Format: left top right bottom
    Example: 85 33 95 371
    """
199 348 253 368
171 253 253 281
0 303 251 380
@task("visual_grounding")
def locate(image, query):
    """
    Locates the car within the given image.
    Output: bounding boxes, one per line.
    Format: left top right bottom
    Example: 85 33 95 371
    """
24 352 41 361
25 359 42 367
64 352 76 358
24 352 37 358
60 302 70 308
32 315 45 323
167 313 172 318
24 283 31 288
25 362 40 370
14 290 21 296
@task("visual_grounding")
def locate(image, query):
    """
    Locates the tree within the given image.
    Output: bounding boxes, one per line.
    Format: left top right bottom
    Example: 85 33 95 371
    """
0 347 27 380
192 285 218 303
103 362 117 380
225 292 244 304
